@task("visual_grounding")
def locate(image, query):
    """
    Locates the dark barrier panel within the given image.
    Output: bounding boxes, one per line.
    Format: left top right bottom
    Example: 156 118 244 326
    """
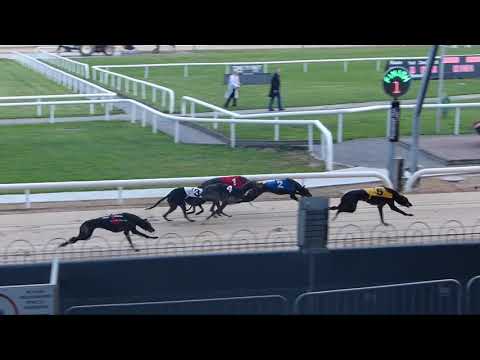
59 251 309 312
312 243 480 291
0 262 51 286
4 242 480 315
65 295 289 315
295 280 462 315
466 275 480 314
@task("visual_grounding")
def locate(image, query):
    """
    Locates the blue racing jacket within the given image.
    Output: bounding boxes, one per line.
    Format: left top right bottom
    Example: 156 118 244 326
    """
264 179 295 193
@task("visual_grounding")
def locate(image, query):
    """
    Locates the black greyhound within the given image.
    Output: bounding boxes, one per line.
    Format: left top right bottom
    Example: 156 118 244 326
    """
186 176 259 216
244 178 312 202
58 213 158 252
329 186 414 226
146 184 246 222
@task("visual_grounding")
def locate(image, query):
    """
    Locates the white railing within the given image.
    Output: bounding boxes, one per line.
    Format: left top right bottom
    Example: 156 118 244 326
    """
0 94 117 117
93 53 480 78
92 67 175 113
182 96 480 143
36 49 90 79
405 166 480 192
12 52 115 97
0 170 392 208
0 98 334 170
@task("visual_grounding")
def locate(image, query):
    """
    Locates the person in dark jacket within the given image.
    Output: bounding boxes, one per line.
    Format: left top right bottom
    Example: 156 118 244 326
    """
268 68 284 111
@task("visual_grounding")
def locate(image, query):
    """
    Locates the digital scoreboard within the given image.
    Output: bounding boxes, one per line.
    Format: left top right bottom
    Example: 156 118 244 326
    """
386 55 480 80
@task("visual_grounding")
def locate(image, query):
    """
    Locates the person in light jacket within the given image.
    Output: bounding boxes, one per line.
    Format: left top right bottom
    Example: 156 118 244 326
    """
268 68 284 111
224 70 241 108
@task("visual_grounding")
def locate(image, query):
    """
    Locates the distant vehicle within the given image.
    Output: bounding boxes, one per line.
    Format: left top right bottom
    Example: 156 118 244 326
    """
56 45 116 56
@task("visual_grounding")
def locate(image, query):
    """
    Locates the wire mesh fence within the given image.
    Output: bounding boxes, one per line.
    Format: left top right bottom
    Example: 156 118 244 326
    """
2 218 480 265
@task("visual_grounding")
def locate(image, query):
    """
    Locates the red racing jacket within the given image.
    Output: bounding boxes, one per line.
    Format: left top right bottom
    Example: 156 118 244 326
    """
219 176 249 189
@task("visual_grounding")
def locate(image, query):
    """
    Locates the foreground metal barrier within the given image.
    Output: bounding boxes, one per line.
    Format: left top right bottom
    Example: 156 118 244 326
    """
294 280 462 315
65 295 289 315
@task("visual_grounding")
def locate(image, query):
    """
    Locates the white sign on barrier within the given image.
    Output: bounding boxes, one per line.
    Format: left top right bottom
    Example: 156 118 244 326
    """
0 285 56 315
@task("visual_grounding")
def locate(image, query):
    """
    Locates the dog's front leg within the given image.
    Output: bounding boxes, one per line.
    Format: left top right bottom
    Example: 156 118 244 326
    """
290 194 299 201
124 231 140 252
378 205 390 226
388 203 414 217
132 228 158 239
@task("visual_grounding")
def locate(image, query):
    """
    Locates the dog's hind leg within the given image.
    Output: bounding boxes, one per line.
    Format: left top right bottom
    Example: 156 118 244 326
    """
59 224 94 248
163 205 177 222
216 202 232 218
196 204 204 215
124 231 140 252
378 204 390 226
332 211 342 221
206 202 222 220
180 203 195 222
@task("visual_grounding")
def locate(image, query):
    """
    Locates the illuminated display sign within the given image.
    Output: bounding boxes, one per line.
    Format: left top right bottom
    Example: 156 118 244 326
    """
383 67 412 98
386 55 480 80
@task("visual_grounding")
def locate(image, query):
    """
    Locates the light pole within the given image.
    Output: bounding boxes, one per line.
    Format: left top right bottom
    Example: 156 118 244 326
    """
409 45 439 174
435 45 446 133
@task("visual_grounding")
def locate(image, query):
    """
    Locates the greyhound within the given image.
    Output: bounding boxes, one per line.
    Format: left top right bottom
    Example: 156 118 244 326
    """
58 213 158 252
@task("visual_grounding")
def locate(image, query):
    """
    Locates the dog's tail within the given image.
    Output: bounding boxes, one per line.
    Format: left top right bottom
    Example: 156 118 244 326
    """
328 206 339 211
58 237 75 248
145 196 168 210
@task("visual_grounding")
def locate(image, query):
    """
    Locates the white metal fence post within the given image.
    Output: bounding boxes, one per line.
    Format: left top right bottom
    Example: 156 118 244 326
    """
337 113 344 143
117 187 124 205
142 109 147 127
308 125 313 152
152 88 157 103
213 112 219 130
144 67 149 79
181 100 186 116
175 120 180 143
274 117 280 141
49 105 55 124
303 63 308 72
25 189 31 209
131 103 136 123
230 123 236 148
454 107 461 135
152 115 157 134
343 61 348 72
141 84 146 99
36 98 42 117
105 103 111 120
184 65 189 78
191 102 195 117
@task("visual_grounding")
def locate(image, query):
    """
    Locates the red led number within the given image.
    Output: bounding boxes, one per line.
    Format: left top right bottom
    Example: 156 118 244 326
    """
392 81 401 94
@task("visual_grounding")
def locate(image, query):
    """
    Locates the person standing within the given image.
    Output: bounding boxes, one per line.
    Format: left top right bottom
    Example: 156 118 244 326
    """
268 68 284 111
224 70 241 108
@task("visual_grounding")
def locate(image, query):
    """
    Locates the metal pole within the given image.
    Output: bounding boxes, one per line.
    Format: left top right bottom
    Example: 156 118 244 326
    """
435 45 446 133
409 45 439 173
